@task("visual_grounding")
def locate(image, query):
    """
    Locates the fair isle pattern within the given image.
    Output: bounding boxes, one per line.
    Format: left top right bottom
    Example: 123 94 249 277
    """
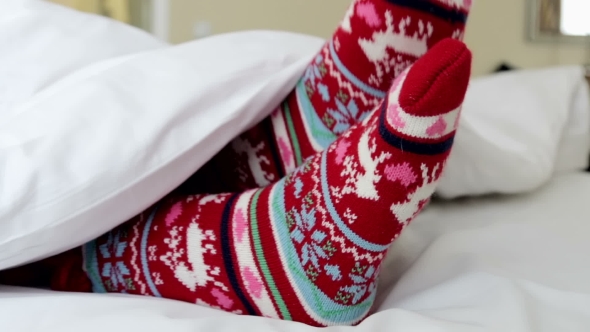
84 194 249 315
293 80 338 151
178 0 471 195
129 214 149 295
267 0 470 168
231 190 280 319
270 106 298 175
248 190 293 320
83 240 106 293
77 38 472 327
323 39 382 108
266 174 376 325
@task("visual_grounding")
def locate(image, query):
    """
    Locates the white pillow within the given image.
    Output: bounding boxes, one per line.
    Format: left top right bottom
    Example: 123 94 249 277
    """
0 30 323 270
0 0 165 120
554 78 590 174
437 66 590 199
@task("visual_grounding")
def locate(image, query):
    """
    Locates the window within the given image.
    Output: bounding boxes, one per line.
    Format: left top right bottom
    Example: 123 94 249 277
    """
560 0 590 35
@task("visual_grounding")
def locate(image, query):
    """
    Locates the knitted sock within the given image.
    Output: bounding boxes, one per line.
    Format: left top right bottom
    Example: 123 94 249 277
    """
50 39 471 327
179 0 471 194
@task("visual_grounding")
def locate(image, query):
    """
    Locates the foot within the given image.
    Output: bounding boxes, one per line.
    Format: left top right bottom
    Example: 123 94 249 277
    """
71 38 471 327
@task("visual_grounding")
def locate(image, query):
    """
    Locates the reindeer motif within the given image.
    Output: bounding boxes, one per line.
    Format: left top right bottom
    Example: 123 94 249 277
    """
340 1 356 33
358 11 432 84
231 137 275 187
160 198 227 293
340 129 391 201
390 163 440 225
172 222 217 291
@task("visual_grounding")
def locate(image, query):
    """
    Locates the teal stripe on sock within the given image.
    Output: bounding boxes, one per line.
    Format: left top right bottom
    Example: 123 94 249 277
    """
82 240 107 293
282 101 304 165
328 40 386 99
250 190 292 320
295 81 337 149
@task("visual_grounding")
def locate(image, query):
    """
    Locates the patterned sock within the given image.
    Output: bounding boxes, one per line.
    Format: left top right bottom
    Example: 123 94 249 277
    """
56 39 472 326
179 0 471 194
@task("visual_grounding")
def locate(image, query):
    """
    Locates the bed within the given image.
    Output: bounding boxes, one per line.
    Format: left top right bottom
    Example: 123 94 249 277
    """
2 1 590 331
3 172 590 331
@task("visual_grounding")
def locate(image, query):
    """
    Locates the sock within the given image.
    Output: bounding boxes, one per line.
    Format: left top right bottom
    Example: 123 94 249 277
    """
51 39 472 327
179 0 471 194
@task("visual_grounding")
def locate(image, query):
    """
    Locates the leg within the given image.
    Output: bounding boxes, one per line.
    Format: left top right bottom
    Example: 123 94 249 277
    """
42 39 471 326
178 0 472 194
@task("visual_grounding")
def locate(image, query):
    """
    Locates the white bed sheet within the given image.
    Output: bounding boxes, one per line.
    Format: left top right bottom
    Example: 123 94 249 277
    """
2 172 589 332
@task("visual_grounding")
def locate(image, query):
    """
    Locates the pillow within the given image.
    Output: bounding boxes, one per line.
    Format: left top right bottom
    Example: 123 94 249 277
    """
437 65 590 199
0 0 165 120
0 30 323 270
555 78 590 174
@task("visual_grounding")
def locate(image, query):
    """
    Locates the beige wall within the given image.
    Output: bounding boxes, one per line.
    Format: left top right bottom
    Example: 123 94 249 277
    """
48 0 130 22
167 0 589 76
48 0 589 76
464 0 588 75
168 0 351 42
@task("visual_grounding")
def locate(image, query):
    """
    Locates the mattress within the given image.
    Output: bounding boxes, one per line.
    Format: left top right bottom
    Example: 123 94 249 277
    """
2 172 589 331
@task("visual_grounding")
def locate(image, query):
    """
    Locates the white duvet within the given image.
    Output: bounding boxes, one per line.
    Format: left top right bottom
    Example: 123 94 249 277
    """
2 1 590 331
3 172 590 332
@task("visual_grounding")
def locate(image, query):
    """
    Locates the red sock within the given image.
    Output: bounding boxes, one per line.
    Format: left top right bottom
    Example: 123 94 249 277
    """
179 0 471 194
52 39 472 326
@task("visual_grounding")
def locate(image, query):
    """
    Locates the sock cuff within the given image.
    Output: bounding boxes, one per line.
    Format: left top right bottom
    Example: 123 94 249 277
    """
378 101 456 156
383 0 471 22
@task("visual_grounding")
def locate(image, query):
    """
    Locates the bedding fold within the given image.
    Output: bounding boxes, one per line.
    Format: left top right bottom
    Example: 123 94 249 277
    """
0 29 323 270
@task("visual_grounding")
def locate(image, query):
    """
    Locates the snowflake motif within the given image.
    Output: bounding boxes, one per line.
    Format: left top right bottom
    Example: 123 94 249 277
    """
327 98 371 135
289 203 331 272
289 156 313 180
294 178 304 198
317 83 330 101
99 231 134 292
324 264 342 281
336 263 377 305
303 55 326 88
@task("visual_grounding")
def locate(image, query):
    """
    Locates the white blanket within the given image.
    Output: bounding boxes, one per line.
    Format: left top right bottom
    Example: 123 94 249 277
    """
2 172 590 331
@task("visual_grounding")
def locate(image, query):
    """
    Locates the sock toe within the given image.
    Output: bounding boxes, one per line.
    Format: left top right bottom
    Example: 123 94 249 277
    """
399 38 472 118
382 38 472 150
